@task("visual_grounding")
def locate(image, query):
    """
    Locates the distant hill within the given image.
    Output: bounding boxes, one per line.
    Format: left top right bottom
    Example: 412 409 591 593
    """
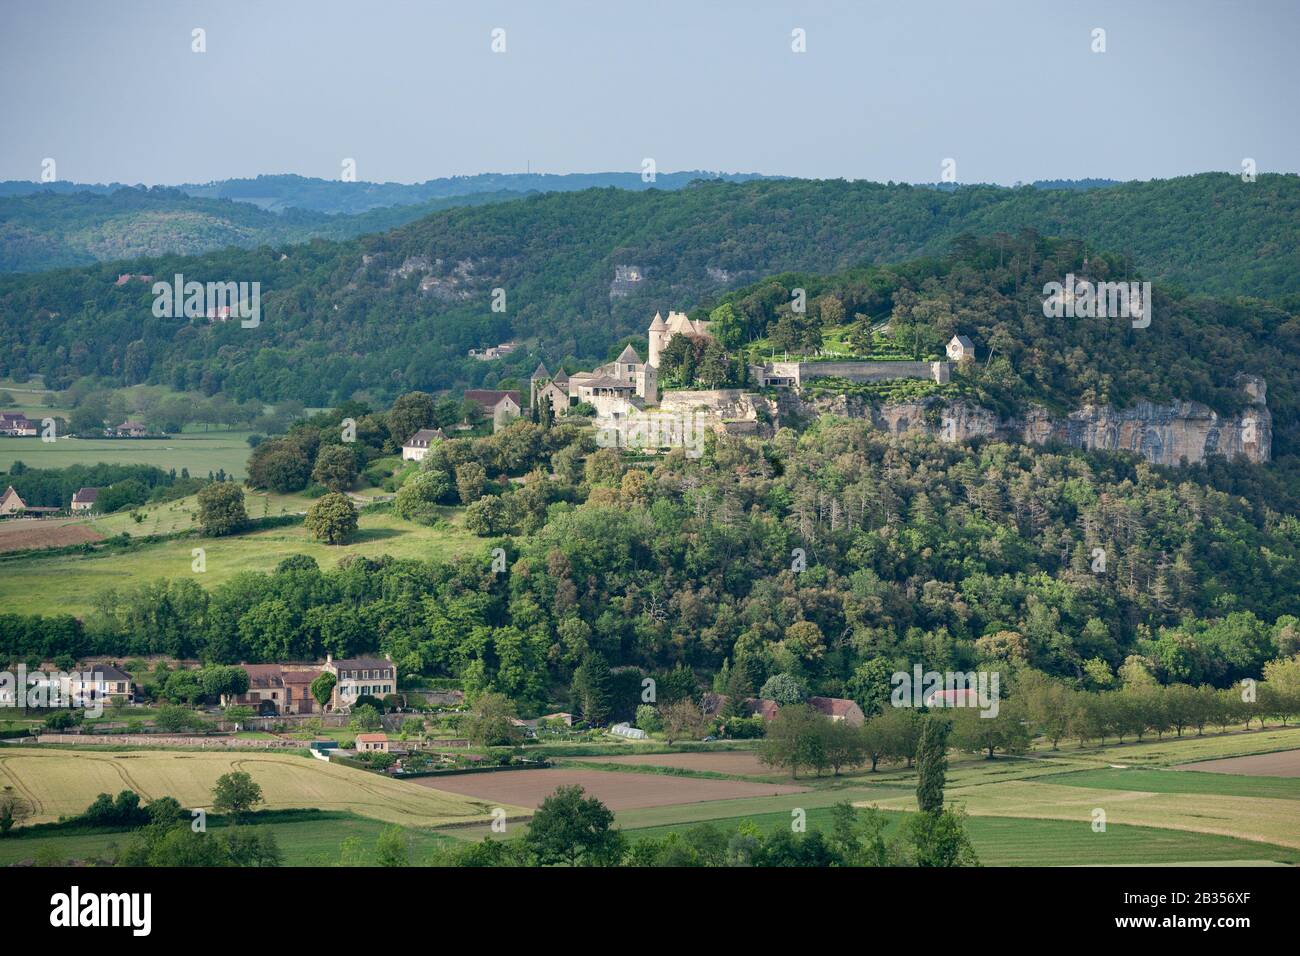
0 172 1295 411
0 187 524 273
173 170 778 214
0 171 776 272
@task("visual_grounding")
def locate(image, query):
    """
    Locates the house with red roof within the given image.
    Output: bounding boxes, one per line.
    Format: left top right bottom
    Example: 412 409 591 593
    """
809 696 866 726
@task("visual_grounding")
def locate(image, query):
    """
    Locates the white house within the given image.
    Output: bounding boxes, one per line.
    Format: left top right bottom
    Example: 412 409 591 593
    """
401 428 445 462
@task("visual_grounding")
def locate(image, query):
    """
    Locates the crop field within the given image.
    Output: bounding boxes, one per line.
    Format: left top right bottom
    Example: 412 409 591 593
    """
0 518 105 553
0 748 516 827
0 502 482 615
1176 748 1300 777
863 732 1300 852
0 431 257 478
411 767 809 810
568 751 779 777
1041 766 1300 799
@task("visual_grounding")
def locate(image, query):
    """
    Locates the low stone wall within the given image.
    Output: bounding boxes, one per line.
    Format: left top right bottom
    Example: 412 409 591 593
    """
767 360 950 386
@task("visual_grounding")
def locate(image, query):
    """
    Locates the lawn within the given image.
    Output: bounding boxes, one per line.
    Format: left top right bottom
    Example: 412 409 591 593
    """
0 502 482 615
0 431 256 479
0 748 519 827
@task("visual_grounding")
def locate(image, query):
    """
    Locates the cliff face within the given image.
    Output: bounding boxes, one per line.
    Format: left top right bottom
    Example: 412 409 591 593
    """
776 375 1272 466
1017 400 1271 466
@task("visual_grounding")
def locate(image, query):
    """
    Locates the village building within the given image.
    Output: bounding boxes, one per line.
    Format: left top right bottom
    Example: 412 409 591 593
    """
529 362 572 417
355 732 390 753
70 487 99 511
0 485 26 516
463 390 521 432
67 664 135 704
324 654 397 710
745 698 782 721
946 334 975 362
808 696 866 726
0 485 58 516
0 412 37 436
401 427 446 462
224 663 324 715
113 420 148 438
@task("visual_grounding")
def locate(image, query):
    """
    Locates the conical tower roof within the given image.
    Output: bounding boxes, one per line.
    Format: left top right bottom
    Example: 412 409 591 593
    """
552 368 570 385
648 311 666 331
531 361 550 380
615 344 640 364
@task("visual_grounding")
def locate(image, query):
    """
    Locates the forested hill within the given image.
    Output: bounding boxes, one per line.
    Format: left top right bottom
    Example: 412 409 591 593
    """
0 173 1295 409
708 235 1300 466
0 187 524 273
173 170 776 214
0 172 777 270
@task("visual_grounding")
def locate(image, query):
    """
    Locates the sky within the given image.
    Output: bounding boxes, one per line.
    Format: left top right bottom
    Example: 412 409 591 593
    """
1 0 1297 186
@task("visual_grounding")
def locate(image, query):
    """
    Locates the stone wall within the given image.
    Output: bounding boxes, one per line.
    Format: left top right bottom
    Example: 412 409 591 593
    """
765 360 950 386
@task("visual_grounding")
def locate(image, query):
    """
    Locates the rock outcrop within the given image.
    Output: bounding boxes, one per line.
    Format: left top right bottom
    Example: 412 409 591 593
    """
773 374 1272 466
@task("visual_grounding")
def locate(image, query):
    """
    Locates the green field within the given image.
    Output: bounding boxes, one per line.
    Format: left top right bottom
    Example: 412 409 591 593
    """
0 811 457 866
0 431 256 479
621 807 1300 867
0 501 481 615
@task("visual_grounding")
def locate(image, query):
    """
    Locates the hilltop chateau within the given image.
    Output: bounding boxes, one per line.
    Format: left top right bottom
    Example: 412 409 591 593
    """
525 310 969 453
531 310 713 416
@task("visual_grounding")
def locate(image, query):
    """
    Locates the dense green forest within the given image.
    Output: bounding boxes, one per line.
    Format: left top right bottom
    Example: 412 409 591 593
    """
709 235 1300 459
5 406 1298 714
1 174 1294 408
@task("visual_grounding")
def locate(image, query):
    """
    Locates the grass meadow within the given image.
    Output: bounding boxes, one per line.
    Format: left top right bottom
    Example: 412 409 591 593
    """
0 498 481 615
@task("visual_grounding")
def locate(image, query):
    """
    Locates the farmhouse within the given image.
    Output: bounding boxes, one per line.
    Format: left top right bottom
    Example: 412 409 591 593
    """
463 390 521 432
745 698 781 721
113 420 148 438
0 412 37 436
0 485 25 516
401 427 446 462
225 663 325 715
0 485 57 516
67 664 135 704
325 653 397 710
70 487 98 511
808 696 866 726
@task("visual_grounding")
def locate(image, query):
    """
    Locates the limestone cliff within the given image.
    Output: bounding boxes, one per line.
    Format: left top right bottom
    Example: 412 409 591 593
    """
773 375 1271 466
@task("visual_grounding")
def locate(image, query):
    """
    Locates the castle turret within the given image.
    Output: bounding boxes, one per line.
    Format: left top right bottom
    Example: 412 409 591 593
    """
648 312 667 368
530 361 550 406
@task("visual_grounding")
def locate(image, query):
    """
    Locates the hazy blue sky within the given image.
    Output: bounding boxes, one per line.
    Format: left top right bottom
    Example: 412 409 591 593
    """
2 0 1297 185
